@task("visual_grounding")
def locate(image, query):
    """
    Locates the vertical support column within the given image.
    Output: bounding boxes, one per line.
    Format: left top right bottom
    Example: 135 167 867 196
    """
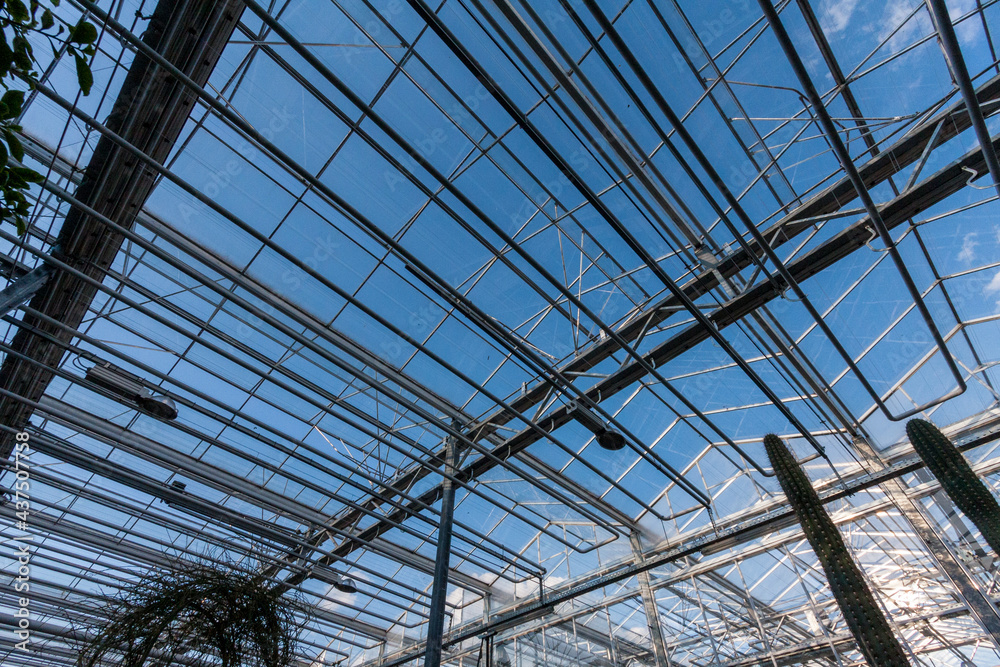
424 431 460 667
630 532 671 667
926 0 1000 195
853 437 1000 645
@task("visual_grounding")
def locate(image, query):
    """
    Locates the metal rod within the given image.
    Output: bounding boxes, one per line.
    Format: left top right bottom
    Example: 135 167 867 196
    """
372 422 1000 667
575 0 966 424
926 0 1000 195
424 429 461 667
754 0 967 420
75 0 714 510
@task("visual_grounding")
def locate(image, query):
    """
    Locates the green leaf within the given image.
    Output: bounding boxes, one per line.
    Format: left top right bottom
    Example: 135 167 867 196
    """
74 52 92 95
15 215 26 237
69 20 98 45
0 39 13 75
12 166 42 183
2 89 24 117
8 133 23 162
8 0 30 22
0 140 8 169
40 9 53 30
12 35 32 70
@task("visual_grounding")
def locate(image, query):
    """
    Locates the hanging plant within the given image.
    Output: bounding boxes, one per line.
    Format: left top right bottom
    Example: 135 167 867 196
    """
765 433 910 666
907 418 1000 556
77 559 303 667
0 0 97 235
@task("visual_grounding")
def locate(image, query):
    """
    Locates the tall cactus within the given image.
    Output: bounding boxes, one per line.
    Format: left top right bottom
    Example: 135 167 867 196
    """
907 419 1000 556
764 434 910 666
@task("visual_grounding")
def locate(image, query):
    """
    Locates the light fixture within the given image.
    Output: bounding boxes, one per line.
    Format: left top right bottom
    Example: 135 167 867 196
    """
137 393 178 420
333 575 358 595
85 361 178 421
567 401 627 451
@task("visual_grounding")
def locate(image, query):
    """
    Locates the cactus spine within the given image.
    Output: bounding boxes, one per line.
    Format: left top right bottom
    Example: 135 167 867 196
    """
907 419 1000 556
764 434 910 666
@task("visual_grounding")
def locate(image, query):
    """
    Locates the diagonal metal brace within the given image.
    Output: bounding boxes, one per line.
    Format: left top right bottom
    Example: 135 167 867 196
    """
0 263 53 316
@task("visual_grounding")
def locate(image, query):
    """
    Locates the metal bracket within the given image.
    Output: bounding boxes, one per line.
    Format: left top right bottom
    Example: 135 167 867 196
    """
0 262 54 316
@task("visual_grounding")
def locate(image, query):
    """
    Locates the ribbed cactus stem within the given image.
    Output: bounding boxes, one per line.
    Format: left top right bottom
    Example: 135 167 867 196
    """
764 434 910 667
907 419 1000 556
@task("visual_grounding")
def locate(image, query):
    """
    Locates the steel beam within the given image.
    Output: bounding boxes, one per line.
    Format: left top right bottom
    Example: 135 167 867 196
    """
316 74 1000 564
0 0 244 458
926 0 1000 194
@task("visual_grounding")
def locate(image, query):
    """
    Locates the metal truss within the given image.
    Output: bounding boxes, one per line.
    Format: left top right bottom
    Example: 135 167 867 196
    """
2 1 1000 667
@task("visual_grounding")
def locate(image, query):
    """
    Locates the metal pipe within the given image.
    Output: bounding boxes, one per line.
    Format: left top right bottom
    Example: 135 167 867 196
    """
0 242 557 577
230 0 714 509
926 0 1000 194
57 1 715 514
581 0 967 423
349 0 808 473
482 0 824 456
755 0 968 420
7 111 627 543
424 429 460 667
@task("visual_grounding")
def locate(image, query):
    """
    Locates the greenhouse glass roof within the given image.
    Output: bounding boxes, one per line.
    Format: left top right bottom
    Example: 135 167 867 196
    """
2 0 1000 665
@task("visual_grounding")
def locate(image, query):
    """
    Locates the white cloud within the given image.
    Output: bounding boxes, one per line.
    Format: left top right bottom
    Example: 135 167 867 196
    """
984 270 1000 295
880 0 981 56
318 582 357 610
958 232 978 262
880 0 933 55
950 0 982 46
984 270 1000 313
820 0 861 34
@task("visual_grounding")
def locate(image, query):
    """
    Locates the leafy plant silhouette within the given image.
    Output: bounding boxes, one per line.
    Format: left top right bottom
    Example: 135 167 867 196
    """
0 0 96 234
